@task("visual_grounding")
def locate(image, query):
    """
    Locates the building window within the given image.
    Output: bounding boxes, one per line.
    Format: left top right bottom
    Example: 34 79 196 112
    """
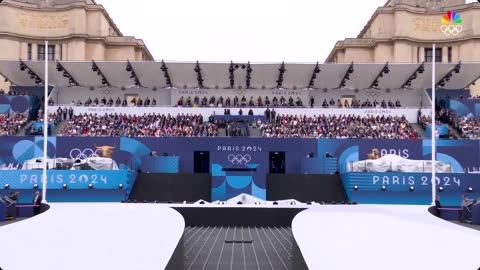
38 45 55 61
425 48 442 63
27 44 32 60
448 47 452 63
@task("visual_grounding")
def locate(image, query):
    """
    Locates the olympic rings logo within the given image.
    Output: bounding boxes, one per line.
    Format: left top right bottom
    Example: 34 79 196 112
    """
69 148 100 160
233 89 247 96
228 154 252 165
440 25 462 36
366 91 381 98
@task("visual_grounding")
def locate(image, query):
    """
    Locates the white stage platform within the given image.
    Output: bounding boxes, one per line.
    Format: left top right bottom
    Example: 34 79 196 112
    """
293 204 480 270
2 203 479 270
0 203 185 270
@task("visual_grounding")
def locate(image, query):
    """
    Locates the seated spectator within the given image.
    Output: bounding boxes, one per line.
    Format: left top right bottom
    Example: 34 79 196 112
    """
322 99 328 108
201 96 207 107
249 96 254 107
296 97 303 107
273 96 279 107
115 97 121 106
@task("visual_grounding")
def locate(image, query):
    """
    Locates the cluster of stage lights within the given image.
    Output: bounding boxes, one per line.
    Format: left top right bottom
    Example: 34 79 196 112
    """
19 60 43 84
352 185 474 192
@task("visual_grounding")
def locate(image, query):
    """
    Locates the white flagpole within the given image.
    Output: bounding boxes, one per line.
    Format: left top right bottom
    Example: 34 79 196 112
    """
41 40 49 203
431 44 436 205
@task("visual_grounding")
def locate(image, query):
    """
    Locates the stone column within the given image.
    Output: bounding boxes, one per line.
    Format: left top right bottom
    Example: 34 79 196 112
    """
419 47 425 62
442 46 448 63
32 44 38 61
452 45 459 62
55 44 62 60
412 46 418 63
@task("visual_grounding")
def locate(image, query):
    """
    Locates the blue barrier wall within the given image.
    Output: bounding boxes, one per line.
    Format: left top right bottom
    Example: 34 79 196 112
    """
0 170 135 189
1 136 480 201
0 170 135 202
343 172 480 205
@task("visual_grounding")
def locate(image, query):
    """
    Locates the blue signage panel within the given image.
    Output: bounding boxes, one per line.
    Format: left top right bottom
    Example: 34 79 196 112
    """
343 172 480 205
0 170 134 189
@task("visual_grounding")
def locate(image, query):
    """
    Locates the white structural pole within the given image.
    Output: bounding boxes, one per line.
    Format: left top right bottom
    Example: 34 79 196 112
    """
431 44 436 205
41 40 48 203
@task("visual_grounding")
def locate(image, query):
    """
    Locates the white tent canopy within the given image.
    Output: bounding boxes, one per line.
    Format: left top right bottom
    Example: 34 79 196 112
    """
0 60 479 90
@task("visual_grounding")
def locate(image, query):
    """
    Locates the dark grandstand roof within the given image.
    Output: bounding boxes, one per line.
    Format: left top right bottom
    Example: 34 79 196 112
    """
0 60 478 90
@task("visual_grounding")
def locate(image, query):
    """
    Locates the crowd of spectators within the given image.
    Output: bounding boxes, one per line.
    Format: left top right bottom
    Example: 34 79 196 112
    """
58 113 219 137
445 110 480 140
209 115 250 137
51 97 159 107
319 98 401 108
0 89 30 96
260 114 417 139
0 112 29 136
178 95 304 108
28 113 62 136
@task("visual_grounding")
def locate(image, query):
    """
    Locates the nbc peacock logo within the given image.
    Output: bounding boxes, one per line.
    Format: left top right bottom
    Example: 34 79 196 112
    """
440 11 462 36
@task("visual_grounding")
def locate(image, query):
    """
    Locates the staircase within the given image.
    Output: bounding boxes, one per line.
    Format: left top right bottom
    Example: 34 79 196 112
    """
218 128 226 137
17 120 35 135
249 127 262 137
53 120 69 135
448 125 463 139
411 123 427 139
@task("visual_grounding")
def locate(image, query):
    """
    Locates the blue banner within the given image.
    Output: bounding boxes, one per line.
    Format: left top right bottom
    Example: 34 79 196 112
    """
0 170 134 189
343 172 480 205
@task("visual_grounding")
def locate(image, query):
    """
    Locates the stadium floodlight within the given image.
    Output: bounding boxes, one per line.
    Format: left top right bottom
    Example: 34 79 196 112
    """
439 186 444 192
468 187 473 192
275 61 286 89
409 186 415 191
381 186 386 191
336 61 354 89
354 185 358 191
33 184 39 189
88 184 93 189
62 184 68 189
56 61 80 86
4 184 9 189
401 62 424 89
306 62 320 89
19 59 44 84
118 183 123 189
245 62 253 89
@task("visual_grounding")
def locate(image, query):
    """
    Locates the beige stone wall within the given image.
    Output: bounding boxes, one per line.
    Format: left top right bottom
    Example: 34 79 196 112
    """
0 1 153 92
327 3 480 94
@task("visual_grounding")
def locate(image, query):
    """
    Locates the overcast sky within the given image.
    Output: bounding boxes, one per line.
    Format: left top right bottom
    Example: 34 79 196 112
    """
95 0 474 63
